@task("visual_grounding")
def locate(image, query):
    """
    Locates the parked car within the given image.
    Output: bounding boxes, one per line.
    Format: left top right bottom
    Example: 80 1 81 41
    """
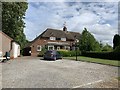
43 50 62 60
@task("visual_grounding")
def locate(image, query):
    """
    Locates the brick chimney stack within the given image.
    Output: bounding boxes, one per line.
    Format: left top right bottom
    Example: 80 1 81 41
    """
63 21 67 32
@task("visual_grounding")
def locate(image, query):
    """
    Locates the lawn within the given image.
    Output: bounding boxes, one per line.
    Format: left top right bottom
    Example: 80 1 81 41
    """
117 77 120 81
64 56 120 67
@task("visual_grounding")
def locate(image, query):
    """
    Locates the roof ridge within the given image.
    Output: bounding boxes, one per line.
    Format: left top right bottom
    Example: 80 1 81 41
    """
0 31 13 40
47 28 80 34
47 28 63 31
69 31 80 33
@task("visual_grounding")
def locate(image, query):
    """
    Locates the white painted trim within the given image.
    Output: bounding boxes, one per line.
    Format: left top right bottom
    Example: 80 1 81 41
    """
61 38 66 41
37 45 42 51
50 37 56 40
47 42 69 45
57 46 60 50
48 45 54 50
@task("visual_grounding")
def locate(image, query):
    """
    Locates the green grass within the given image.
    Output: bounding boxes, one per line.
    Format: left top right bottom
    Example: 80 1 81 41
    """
64 56 120 67
116 77 120 81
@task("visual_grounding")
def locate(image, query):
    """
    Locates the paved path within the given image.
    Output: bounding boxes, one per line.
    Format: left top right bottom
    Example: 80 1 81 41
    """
1 56 119 88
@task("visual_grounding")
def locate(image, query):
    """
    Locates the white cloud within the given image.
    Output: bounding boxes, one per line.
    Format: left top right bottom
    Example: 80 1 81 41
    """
24 2 118 46
90 24 118 46
27 0 120 2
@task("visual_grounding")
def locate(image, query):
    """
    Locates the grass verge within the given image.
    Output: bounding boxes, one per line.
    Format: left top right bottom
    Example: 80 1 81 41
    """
117 77 120 81
64 56 120 67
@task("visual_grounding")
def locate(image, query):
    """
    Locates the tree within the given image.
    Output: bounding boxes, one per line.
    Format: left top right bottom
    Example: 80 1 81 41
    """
102 44 113 52
114 45 120 52
113 34 120 49
79 28 101 51
2 2 28 49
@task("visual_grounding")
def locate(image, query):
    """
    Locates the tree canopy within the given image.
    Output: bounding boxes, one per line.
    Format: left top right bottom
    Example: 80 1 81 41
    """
2 2 28 49
102 44 113 52
79 28 101 52
113 34 120 50
113 34 120 52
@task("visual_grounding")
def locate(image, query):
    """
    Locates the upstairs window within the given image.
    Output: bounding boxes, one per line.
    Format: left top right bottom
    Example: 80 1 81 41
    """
75 39 79 43
61 38 66 41
56 38 61 40
50 37 56 40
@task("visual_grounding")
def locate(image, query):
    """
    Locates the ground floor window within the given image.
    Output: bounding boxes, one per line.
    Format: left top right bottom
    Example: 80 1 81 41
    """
57 46 60 50
37 45 42 51
48 45 54 50
65 46 70 50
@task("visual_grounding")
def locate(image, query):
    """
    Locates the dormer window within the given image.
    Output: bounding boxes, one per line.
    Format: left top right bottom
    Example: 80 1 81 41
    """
61 38 66 41
50 37 56 40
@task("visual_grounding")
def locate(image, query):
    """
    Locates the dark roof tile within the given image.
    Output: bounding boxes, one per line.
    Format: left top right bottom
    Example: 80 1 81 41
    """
26 28 81 47
41 28 81 40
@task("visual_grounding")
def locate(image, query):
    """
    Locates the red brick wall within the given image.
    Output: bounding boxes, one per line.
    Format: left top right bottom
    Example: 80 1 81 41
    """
31 39 47 56
30 38 74 56
0 32 12 56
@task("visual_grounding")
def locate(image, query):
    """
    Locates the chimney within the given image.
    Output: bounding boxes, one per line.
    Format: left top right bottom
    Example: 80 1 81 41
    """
63 21 67 32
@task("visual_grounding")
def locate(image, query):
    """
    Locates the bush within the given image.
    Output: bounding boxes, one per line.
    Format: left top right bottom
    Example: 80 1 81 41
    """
58 50 81 57
81 51 120 60
37 51 45 57
37 47 47 57
37 49 81 57
114 45 120 52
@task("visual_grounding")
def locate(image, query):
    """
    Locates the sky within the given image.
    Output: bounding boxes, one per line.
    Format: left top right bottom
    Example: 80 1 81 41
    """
24 0 119 46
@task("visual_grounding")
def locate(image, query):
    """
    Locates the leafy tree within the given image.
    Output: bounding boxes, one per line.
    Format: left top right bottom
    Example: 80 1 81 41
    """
79 28 101 51
114 45 120 52
102 44 113 52
2 2 28 49
113 34 120 49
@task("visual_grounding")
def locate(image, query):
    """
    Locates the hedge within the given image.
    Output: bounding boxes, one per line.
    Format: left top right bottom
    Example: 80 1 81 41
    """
57 50 81 57
37 51 45 57
81 51 120 60
37 50 81 57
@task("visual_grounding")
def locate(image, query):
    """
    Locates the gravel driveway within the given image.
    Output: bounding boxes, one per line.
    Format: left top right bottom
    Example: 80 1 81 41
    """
1 56 119 88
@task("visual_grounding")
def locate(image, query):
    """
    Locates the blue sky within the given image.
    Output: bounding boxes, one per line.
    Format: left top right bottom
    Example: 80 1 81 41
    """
24 0 119 46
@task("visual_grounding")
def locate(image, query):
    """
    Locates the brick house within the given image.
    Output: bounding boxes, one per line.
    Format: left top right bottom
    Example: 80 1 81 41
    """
0 31 20 58
23 26 81 56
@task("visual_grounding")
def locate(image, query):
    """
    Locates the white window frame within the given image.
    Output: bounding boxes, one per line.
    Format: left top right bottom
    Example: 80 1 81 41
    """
37 45 42 51
61 38 66 41
65 46 70 50
48 45 54 50
57 46 60 50
50 37 56 40
76 39 79 43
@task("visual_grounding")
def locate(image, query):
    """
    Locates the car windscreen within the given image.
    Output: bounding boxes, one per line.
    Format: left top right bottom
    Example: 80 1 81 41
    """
46 51 55 54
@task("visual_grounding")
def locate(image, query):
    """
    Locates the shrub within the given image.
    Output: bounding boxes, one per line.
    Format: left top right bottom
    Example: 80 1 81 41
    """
37 46 47 57
58 50 81 57
37 49 81 57
114 45 120 52
37 51 45 57
81 51 120 60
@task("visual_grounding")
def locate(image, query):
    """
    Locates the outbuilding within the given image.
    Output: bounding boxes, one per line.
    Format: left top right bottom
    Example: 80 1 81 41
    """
0 31 20 59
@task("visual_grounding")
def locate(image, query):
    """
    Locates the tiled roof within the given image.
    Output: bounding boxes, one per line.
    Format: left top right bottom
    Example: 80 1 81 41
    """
41 28 81 40
25 28 81 48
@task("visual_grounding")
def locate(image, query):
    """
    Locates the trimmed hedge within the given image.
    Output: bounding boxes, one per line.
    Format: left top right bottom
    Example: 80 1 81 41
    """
58 50 81 57
37 50 81 57
81 51 120 60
